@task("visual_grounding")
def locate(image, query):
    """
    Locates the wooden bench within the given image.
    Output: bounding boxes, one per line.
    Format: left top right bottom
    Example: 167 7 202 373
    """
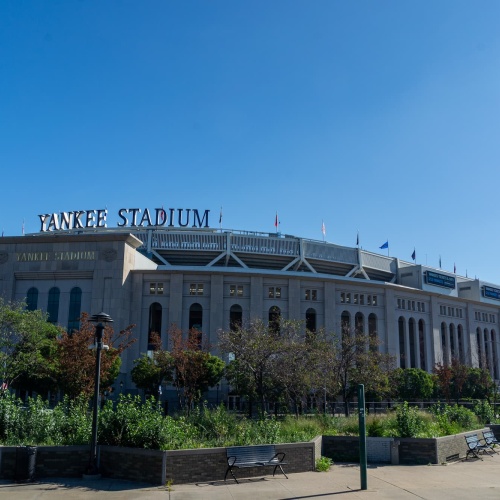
482 431 499 453
465 434 492 460
225 444 288 483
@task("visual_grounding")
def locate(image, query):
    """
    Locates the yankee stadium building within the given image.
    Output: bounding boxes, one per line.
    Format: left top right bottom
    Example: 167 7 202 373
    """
1 207 499 405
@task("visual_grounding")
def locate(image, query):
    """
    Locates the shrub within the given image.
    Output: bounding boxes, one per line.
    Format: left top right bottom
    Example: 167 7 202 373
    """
473 400 495 424
315 456 332 472
395 402 423 438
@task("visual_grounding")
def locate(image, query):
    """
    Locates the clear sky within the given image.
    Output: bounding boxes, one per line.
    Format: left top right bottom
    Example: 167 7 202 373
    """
1 2 499 283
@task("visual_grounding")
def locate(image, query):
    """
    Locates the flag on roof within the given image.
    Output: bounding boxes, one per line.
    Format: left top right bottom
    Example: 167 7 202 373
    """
379 240 389 250
274 212 279 229
411 249 416 261
321 220 326 237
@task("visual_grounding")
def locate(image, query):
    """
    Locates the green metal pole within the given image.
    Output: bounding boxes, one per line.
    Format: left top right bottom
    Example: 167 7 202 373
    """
358 384 367 490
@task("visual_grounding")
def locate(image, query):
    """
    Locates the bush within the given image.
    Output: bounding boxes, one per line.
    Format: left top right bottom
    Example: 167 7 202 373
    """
315 456 332 472
473 400 495 424
395 402 423 438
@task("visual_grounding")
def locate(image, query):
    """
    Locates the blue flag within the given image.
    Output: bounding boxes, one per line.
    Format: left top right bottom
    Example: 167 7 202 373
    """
411 249 416 261
379 241 389 250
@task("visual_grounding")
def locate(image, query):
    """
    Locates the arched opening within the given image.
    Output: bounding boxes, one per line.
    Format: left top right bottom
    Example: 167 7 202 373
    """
418 319 426 370
67 287 82 333
484 328 490 372
441 322 448 364
457 325 464 363
306 308 317 334
409 318 416 368
491 330 498 379
269 306 281 335
26 287 38 311
449 324 455 359
368 313 377 352
398 316 406 368
47 287 60 324
229 304 243 331
341 311 351 341
477 327 483 367
189 303 203 349
148 302 162 350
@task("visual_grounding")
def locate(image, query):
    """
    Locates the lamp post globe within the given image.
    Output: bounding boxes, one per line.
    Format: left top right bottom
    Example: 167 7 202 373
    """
85 312 113 477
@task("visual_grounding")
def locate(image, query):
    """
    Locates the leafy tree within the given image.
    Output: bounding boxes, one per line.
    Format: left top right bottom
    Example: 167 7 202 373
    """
218 318 287 417
394 368 435 401
169 325 225 412
462 367 494 400
131 333 174 395
57 313 136 398
0 298 61 395
333 324 395 416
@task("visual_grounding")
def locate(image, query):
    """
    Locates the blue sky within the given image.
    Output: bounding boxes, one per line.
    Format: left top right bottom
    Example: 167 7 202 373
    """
1 1 499 283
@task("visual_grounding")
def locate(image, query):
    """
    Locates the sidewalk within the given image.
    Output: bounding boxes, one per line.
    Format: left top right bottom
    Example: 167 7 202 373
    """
0 453 498 499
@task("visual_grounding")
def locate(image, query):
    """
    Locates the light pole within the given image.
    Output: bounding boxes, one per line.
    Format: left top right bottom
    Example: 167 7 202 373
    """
85 312 113 476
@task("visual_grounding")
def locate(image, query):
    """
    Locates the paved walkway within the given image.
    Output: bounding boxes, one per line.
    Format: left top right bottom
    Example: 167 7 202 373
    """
1 453 499 499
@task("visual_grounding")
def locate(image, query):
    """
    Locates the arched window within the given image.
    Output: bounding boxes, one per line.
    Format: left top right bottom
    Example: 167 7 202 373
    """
148 302 162 350
457 325 464 363
306 308 316 334
229 304 243 331
269 306 281 335
477 327 483 367
441 322 448 364
418 319 426 370
355 312 364 334
368 313 377 352
491 330 498 379
26 287 38 311
189 303 203 348
341 311 351 341
484 328 490 371
398 316 406 368
47 287 60 324
409 318 416 368
449 324 455 359
67 287 82 333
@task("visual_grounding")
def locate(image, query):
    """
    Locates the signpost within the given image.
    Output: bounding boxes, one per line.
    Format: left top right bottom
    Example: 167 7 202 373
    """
358 384 367 490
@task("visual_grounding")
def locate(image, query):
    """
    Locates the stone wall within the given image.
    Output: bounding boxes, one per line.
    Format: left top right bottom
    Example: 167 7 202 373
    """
164 441 316 484
321 436 395 464
100 446 166 485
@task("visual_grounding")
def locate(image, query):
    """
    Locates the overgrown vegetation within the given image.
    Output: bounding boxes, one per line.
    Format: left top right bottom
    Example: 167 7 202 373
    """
0 394 497 448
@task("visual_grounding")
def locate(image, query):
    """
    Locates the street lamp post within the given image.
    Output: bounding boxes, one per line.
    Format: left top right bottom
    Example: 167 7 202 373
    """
85 312 113 476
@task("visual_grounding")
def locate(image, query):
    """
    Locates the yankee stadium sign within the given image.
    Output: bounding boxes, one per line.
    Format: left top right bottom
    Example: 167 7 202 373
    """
38 208 210 232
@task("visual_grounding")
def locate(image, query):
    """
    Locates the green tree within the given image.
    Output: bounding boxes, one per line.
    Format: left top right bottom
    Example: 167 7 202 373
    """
131 333 174 395
169 325 225 412
394 368 435 401
0 298 61 395
218 318 287 417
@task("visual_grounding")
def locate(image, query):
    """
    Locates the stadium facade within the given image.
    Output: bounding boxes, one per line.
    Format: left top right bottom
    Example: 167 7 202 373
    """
1 207 499 405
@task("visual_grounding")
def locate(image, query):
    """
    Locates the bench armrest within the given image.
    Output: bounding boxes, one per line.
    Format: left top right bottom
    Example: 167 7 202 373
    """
270 452 286 463
227 456 237 467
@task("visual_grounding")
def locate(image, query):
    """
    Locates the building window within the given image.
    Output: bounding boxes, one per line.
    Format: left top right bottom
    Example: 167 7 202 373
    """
229 285 244 297
420 302 425 313
189 303 203 330
354 294 359 305
340 292 345 303
148 302 162 350
268 287 281 299
190 283 204 295
305 289 318 301
269 306 281 334
372 295 377 306
306 308 316 333
150 282 164 294
345 293 351 304
26 287 38 311
47 287 60 324
230 304 243 331
341 311 351 337
67 287 82 334
368 313 377 352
